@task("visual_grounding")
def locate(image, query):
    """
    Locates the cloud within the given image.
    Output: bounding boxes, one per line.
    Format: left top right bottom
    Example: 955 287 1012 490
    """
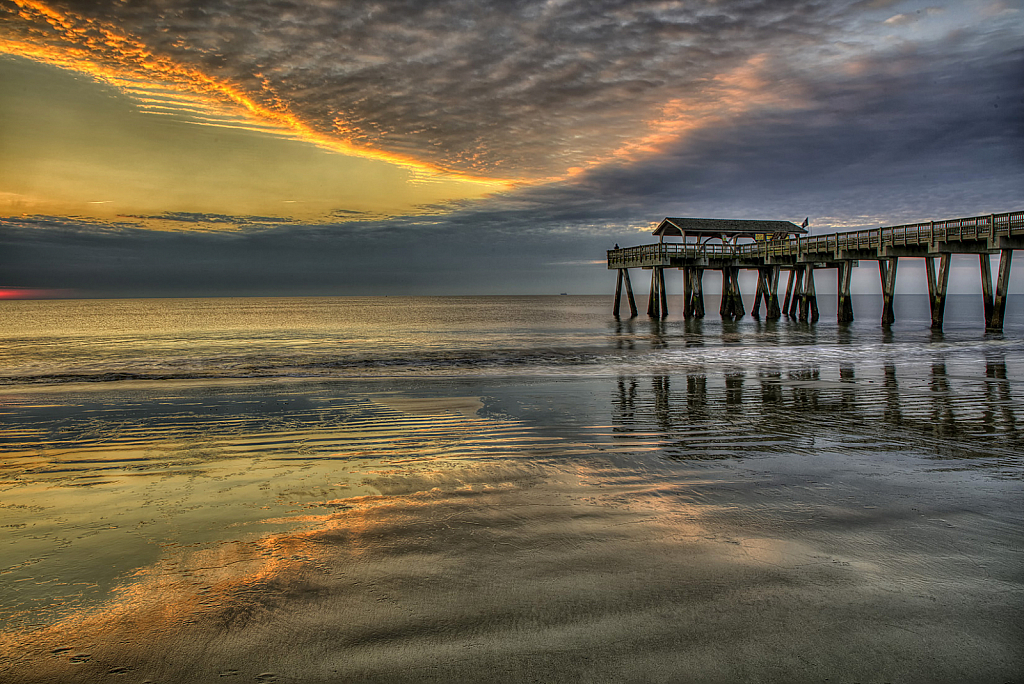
2 10 1021 296
1 0 1022 296
0 0 896 180
0 0 507 186
5 1 1020 188
0 211 629 296
884 5 947 23
121 212 297 227
884 13 914 24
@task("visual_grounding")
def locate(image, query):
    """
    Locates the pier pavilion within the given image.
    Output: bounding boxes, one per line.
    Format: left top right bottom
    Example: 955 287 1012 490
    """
607 210 1024 331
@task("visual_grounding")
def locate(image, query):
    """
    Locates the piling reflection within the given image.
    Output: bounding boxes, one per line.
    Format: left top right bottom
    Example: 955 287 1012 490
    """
725 371 744 405
759 369 782 404
883 363 902 425
610 356 1023 465
985 359 1018 438
839 364 856 411
720 319 742 344
613 319 636 350
836 323 854 345
649 319 669 348
613 376 639 428
653 375 671 429
751 319 781 346
682 318 705 342
930 362 956 439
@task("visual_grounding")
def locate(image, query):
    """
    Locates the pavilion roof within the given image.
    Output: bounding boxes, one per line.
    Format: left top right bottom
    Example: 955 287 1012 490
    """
653 217 807 238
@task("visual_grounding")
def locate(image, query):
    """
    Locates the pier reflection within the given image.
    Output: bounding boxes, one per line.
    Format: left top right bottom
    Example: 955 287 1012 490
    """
613 319 636 350
611 356 1022 466
649 319 669 348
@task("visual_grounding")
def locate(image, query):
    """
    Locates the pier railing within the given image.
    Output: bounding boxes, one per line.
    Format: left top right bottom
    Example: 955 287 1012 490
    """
608 243 740 267
608 211 1024 267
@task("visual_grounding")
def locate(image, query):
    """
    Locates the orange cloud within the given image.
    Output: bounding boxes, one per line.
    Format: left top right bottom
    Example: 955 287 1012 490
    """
2 0 511 189
544 54 805 182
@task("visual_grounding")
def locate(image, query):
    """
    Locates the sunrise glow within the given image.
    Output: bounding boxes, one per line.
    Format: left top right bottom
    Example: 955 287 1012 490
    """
0 287 71 299
4 0 511 189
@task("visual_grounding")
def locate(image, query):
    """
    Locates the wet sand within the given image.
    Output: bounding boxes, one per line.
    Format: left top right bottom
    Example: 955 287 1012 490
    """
1 369 1022 683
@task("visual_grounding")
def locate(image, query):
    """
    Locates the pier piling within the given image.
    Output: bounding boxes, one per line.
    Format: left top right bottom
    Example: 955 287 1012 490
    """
788 268 804 318
766 266 782 320
719 270 730 318
982 250 1013 331
689 268 705 318
925 255 950 330
624 269 638 317
613 268 639 318
613 269 623 317
752 267 782 320
837 261 854 323
683 267 693 319
807 265 819 323
751 268 766 319
659 268 668 319
879 258 898 326
647 269 660 318
782 268 795 315
720 267 745 319
799 264 818 323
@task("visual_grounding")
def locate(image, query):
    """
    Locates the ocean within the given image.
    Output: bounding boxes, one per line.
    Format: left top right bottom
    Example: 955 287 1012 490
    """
1 295 1022 683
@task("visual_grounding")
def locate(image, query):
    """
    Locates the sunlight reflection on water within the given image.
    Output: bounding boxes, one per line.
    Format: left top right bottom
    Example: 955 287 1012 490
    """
0 296 1022 682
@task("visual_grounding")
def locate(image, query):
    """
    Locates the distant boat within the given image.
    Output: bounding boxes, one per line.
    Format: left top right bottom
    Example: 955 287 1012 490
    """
560 292 568 295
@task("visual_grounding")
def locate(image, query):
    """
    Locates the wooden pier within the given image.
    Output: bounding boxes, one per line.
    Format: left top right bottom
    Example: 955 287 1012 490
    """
608 211 1024 330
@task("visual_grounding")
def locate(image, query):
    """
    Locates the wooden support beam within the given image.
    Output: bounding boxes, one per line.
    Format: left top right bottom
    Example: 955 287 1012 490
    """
659 267 669 319
799 270 807 321
766 266 782 320
720 267 745 319
691 268 705 319
782 268 795 314
805 264 819 323
798 265 816 322
788 268 804 318
879 258 898 325
719 269 731 319
647 270 654 318
733 268 745 318
925 257 935 323
980 253 994 329
925 255 950 330
683 267 693 319
613 268 623 317
648 268 660 318
622 268 638 318
837 261 854 323
751 268 766 318
988 250 1013 332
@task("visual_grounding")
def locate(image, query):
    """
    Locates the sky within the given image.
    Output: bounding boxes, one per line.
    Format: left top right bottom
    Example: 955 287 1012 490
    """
1 0 1022 298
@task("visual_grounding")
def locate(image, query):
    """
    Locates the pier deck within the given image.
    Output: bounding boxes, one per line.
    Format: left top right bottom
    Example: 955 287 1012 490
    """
607 211 1023 330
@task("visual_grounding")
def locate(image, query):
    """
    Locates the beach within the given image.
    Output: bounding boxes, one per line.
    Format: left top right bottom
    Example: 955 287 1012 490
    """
1 295 1022 682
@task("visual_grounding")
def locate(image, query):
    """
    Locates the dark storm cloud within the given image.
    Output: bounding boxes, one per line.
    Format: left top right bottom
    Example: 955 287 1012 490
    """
411 28 1024 235
25 0 922 177
0 211 621 296
541 34 1024 224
